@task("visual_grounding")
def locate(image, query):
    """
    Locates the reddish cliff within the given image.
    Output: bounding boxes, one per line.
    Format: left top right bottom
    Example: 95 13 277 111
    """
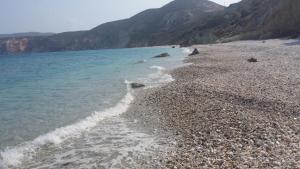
5 38 29 53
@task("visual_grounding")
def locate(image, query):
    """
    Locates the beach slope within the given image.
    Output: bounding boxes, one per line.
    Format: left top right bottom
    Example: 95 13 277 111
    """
127 39 300 168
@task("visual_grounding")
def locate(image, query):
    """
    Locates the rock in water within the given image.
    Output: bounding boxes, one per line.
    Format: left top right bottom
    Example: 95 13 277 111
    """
189 48 200 56
134 60 146 64
153 53 170 58
131 83 145 89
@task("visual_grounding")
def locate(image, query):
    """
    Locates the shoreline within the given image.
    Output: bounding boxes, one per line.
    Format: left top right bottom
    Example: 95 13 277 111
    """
124 39 300 168
0 46 185 169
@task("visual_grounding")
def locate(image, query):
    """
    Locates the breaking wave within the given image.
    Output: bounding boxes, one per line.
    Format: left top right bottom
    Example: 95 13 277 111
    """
139 65 174 88
0 82 134 168
182 48 191 54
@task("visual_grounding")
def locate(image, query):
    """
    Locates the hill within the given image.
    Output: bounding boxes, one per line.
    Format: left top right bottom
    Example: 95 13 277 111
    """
0 0 224 54
177 0 300 45
0 0 300 54
0 32 54 38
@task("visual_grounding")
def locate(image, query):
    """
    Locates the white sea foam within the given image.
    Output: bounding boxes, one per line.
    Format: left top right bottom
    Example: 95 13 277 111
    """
150 65 165 71
139 65 174 89
0 82 134 168
182 48 191 54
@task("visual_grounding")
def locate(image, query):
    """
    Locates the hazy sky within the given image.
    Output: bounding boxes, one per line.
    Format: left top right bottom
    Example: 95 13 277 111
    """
0 0 241 34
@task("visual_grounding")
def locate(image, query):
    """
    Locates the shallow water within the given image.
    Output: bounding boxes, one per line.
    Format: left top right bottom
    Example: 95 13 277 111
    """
0 47 187 168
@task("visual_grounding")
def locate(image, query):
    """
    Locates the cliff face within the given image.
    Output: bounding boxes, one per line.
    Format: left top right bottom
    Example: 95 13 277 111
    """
1 0 300 54
6 38 29 53
0 38 30 54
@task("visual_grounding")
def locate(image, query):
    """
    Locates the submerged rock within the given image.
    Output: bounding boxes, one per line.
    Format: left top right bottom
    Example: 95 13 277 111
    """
134 60 146 64
153 53 170 58
189 48 200 56
130 83 145 89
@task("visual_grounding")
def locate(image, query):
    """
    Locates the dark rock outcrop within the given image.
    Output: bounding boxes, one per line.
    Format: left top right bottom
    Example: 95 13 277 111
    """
153 53 170 58
130 83 145 89
189 48 200 56
248 58 258 62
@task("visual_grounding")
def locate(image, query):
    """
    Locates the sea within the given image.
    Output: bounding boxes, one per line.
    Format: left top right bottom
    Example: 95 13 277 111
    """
0 47 189 169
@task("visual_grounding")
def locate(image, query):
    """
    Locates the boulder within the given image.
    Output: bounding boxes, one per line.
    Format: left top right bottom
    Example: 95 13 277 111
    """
189 48 200 56
130 83 145 89
153 53 170 58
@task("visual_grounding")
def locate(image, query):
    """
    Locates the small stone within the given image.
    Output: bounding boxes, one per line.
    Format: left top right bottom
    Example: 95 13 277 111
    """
247 58 258 62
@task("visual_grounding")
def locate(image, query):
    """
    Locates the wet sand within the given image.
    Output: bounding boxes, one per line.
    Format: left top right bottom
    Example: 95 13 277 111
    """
124 39 300 168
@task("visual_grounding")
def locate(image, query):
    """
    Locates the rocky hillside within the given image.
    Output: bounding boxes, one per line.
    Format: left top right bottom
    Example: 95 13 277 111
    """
178 0 300 45
218 0 300 41
1 0 300 54
0 0 223 54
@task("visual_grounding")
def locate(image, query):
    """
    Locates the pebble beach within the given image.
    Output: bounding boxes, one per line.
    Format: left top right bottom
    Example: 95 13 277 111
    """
125 39 300 169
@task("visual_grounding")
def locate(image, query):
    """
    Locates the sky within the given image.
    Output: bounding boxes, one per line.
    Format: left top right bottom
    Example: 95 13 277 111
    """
0 0 241 34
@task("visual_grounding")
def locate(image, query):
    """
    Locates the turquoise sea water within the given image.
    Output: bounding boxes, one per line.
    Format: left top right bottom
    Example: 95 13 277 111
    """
0 47 187 168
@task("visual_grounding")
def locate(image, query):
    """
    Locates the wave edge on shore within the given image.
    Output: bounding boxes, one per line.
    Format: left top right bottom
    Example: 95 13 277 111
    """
0 82 134 168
